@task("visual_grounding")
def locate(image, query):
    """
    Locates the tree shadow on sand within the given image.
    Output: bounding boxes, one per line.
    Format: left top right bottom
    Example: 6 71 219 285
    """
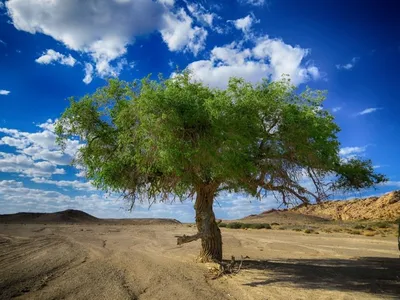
235 257 400 297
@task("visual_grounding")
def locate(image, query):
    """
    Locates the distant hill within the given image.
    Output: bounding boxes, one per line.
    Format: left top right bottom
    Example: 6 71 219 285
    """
291 191 400 221
240 209 330 225
243 190 400 223
0 209 182 225
104 218 181 225
0 209 99 224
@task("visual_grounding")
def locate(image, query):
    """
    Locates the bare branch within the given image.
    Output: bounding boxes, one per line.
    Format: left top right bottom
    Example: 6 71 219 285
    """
175 232 203 245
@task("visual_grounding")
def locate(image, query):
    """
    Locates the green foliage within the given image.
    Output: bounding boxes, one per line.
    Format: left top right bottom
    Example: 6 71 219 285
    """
353 224 365 230
247 223 271 229
293 227 303 232
225 222 271 229
218 222 227 228
304 229 314 234
226 222 242 229
374 221 390 229
333 158 387 192
56 72 387 207
240 223 251 229
348 229 362 235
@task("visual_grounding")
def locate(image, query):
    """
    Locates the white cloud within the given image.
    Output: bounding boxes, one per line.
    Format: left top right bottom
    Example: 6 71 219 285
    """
232 14 258 35
214 191 277 219
384 181 400 187
35 49 76 66
186 3 215 27
37 119 56 132
339 146 367 157
336 57 359 70
0 179 196 221
76 170 87 178
185 37 320 88
0 119 83 174
0 152 65 177
31 177 96 191
6 0 207 81
0 179 278 221
158 0 175 6
239 0 266 6
0 90 10 95
160 8 207 56
83 63 94 84
332 106 342 112
356 107 381 116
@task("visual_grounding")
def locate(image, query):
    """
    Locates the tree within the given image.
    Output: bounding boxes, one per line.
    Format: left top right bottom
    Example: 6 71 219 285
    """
56 73 386 262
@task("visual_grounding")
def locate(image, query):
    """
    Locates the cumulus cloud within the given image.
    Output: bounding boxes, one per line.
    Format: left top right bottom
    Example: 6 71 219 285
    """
0 152 65 177
0 119 82 176
160 8 208 55
31 177 96 191
6 0 209 82
356 107 381 116
232 14 258 35
35 49 76 66
83 63 94 84
0 180 104 216
0 90 10 95
0 178 279 221
0 179 197 220
339 146 367 157
186 3 214 27
336 57 359 70
185 37 320 88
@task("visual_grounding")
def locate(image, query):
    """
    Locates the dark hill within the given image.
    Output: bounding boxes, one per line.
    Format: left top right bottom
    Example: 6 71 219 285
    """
0 209 98 224
0 210 182 225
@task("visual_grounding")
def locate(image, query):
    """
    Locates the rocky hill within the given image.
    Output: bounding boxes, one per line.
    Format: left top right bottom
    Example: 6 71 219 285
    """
291 190 400 221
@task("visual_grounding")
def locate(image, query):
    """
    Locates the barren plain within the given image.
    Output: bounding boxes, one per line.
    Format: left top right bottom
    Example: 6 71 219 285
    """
1 220 399 300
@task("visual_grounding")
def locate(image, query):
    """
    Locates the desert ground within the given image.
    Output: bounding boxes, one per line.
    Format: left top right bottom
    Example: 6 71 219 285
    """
0 221 399 300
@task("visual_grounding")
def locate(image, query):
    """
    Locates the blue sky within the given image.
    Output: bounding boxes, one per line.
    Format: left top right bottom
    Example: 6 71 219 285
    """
0 0 399 222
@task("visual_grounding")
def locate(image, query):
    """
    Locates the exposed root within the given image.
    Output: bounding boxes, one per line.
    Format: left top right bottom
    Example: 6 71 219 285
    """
207 255 249 280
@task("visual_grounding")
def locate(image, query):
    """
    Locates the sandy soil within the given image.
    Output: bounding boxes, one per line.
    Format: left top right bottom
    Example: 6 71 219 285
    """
0 223 399 300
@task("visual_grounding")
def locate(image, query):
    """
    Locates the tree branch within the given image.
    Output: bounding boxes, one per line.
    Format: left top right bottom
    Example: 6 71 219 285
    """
175 232 203 245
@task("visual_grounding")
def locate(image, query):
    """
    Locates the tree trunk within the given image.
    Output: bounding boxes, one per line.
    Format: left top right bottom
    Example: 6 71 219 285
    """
195 184 222 262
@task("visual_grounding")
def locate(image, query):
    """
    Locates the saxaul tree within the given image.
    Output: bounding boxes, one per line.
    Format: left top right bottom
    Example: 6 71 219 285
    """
56 73 386 262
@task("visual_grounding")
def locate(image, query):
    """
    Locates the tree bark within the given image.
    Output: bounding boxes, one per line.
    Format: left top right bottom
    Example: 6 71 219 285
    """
195 184 222 262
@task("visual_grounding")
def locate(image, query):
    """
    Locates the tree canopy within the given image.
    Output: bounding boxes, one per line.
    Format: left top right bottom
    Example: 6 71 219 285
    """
56 73 386 206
